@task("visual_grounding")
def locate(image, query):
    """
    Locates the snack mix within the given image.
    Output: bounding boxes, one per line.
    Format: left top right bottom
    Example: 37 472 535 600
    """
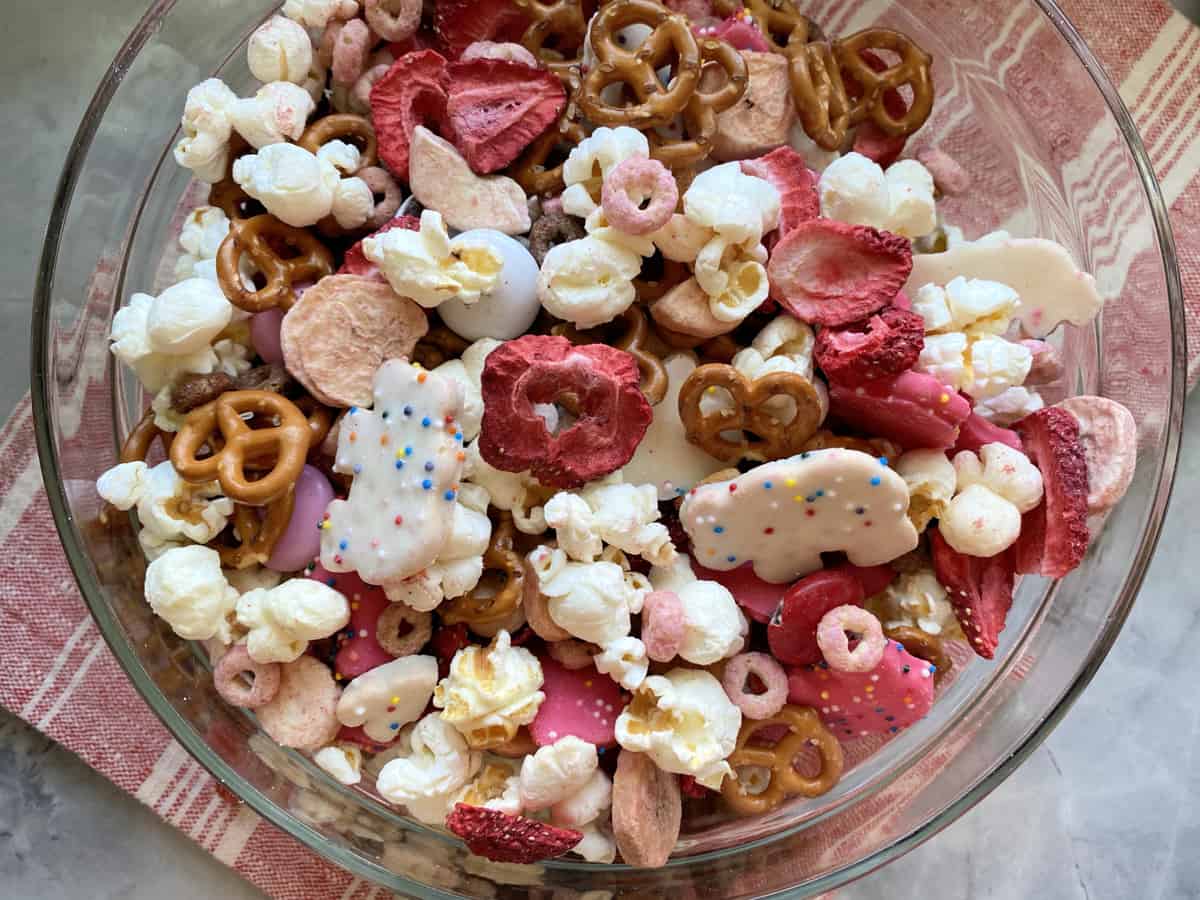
100 0 1138 869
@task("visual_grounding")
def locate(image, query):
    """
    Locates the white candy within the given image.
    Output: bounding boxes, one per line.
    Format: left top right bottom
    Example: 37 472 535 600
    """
330 176 373 229
229 81 315 149
818 152 890 229
954 443 1044 513
649 555 747 665
544 480 676 567
433 631 545 747
684 162 780 246
336 655 439 742
377 714 481 822
562 126 651 218
437 230 541 341
550 768 612 829
174 78 237 183
594 636 649 691
975 386 1044 426
529 546 648 646
233 142 339 227
968 336 1033 400
236 578 350 664
537 235 642 329
884 159 937 238
283 0 358 28
518 735 599 811
313 744 363 785
614 668 741 790
247 16 314 85
144 546 239 642
939 483 1022 558
693 236 770 323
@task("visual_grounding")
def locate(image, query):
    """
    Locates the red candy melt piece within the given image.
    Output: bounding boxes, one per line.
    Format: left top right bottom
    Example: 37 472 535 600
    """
446 804 582 864
370 50 451 181
814 305 926 386
787 640 936 737
829 561 897 598
529 656 625 748
339 215 421 281
768 219 913 326
444 58 566 174
741 147 819 248
692 560 787 624
953 409 1023 454
479 335 652 488
435 0 530 58
828 371 971 450
767 568 865 667
430 622 472 678
930 528 1017 659
308 564 394 679
1012 408 1090 578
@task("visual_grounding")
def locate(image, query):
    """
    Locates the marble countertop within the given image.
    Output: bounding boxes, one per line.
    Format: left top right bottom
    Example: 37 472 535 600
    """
3 0 1198 897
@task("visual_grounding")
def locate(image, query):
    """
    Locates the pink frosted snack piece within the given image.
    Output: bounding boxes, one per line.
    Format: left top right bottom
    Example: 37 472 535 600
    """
267 465 336 572
829 562 896 599
1055 395 1138 514
331 17 374 86
640 590 686 662
815 605 886 673
698 16 772 52
258 655 342 751
915 147 972 195
828 371 971 449
213 643 281 709
546 639 601 670
250 308 285 365
309 564 394 679
602 157 679 236
365 0 422 43
720 651 788 719
787 640 936 738
529 656 625 748
692 561 787 624
953 409 1023 455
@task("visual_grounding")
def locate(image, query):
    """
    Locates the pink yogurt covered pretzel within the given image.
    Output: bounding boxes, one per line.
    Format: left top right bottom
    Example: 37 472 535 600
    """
213 642 281 709
815 605 887 673
721 651 788 719
641 590 685 662
601 157 679 236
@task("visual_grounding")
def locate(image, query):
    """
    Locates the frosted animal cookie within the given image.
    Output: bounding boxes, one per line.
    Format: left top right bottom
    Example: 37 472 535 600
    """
376 713 482 823
320 360 467 599
543 479 676 567
681 449 919 584
527 546 649 647
519 735 599 812
907 236 1103 334
648 555 748 666
939 443 1043 557
143 545 240 642
174 78 237 183
336 655 438 742
437 230 541 342
561 126 651 220
229 82 316 149
236 577 350 663
408 127 531 235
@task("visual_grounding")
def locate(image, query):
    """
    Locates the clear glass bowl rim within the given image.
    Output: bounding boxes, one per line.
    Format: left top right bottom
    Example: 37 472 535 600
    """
30 0 1187 895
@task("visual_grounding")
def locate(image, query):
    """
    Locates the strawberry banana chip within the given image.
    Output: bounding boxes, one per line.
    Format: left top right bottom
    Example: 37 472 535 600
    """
370 49 451 181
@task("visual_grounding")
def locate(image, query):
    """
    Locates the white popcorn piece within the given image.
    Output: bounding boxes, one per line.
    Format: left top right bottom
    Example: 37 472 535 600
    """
179 206 230 263
528 546 649 646
283 0 358 29
938 483 1022 558
968 335 1033 401
650 213 712 263
145 278 233 355
247 16 314 85
385 496 491 612
233 142 340 227
693 236 770 323
915 331 970 392
954 443 1044 514
895 449 957 532
536 234 642 329
224 565 283 595
144 545 240 642
316 139 362 176
614 668 741 790
98 460 233 552
868 568 958 636
818 152 890 229
593 636 649 691
975 386 1044 426
463 443 549 535
788 120 841 172
550 768 612 829
725 315 829 424
544 480 676 567
314 744 363 786
910 283 954 333
649 555 748 665
432 338 500 443
518 735 599 811
236 578 351 664
229 81 315 149
944 276 1020 335
331 176 373 229
684 162 780 247
434 631 545 748
455 760 523 816
377 714 482 822
174 78 238 183
884 159 937 238
363 210 504 309
573 822 617 864
562 126 651 219
584 207 657 259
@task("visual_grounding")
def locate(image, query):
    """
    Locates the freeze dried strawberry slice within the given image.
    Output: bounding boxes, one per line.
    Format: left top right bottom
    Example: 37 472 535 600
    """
815 306 925 386
435 0 530 58
930 528 1016 659
370 50 451 182
445 58 567 174
768 219 912 326
829 561 897 598
339 215 421 281
767 568 865 667
1012 408 1090 578
828 370 971 450
679 774 710 798
446 804 582 863
741 147 819 247
953 409 1023 454
387 29 436 59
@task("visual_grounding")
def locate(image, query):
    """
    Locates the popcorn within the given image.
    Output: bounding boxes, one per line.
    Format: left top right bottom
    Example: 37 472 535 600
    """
463 443 550 535
683 162 781 246
97 460 233 557
330 176 373 229
944 277 1020 336
313 744 363 785
228 81 315 149
584 207 657 259
914 332 969 392
650 213 712 263
143 546 240 642
954 442 1044 513
593 636 649 691
727 315 829 423
377 714 482 823
386 491 492 612
173 206 230 281
562 126 651 219
455 761 523 816
884 160 938 239
528 546 649 646
693 236 770 323
173 78 237 183
316 139 362 175
543 480 676 567
975 386 1044 426
895 449 957 532
819 152 937 237
518 735 599 811
362 210 504 309
433 338 500 442
649 555 748 665
434 630 546 749
867 568 960 637
968 335 1033 401
614 668 741 790
536 235 642 329
940 443 1044 556
235 578 351 664
573 823 617 864
550 768 612 829
247 16 314 85
283 0 358 28
233 142 340 227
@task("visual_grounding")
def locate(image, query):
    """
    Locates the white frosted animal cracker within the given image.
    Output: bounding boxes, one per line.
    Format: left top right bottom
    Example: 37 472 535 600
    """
680 448 918 584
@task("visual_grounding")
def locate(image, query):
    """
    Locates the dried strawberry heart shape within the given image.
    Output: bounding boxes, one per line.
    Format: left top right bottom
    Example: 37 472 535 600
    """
828 370 970 450
370 50 452 182
767 568 865 667
478 335 652 488
930 527 1017 659
815 305 926 386
741 147 819 248
339 215 420 281
446 803 582 864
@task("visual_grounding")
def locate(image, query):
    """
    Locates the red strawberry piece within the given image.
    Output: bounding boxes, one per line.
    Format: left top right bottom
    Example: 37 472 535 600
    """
444 58 567 174
337 723 399 751
1012 408 1090 578
891 290 913 311
339 214 421 281
530 656 625 747
741 147 819 247
827 370 971 450
370 50 451 182
767 219 913 326
697 16 772 52
387 28 436 59
787 640 936 737
435 0 530 58
829 561 896 598
692 560 787 624
679 774 710 798
430 622 471 677
847 50 909 168
930 528 1017 659
446 804 582 864
1013 501 1047 575
814 306 925 386
767 568 865 666
953 408 1023 455
308 564 395 679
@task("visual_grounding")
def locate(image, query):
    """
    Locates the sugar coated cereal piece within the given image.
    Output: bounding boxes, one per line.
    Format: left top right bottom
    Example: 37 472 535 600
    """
529 655 625 748
258 655 342 751
213 642 281 709
336 654 438 742
721 652 788 720
815 605 887 673
562 126 651 219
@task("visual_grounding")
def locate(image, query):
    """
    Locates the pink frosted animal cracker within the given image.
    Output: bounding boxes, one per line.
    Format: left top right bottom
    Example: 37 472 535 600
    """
680 449 919 584
320 360 467 599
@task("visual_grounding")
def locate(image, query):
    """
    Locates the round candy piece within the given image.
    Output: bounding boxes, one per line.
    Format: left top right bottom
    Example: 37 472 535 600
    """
437 229 541 342
250 308 285 365
267 465 336 572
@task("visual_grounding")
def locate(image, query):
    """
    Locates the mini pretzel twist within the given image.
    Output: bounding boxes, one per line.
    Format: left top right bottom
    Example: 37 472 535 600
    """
120 408 174 464
788 40 853 151
713 0 823 54
216 214 334 313
678 364 824 462
721 705 844 816
297 114 379 169
837 28 934 136
441 514 526 630
884 625 951 687
516 0 588 77
552 307 669 406
213 492 296 570
411 325 470 370
171 391 312 506
510 114 589 196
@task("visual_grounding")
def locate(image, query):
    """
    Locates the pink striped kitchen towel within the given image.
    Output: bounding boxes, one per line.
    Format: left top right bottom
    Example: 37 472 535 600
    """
2 1 1197 898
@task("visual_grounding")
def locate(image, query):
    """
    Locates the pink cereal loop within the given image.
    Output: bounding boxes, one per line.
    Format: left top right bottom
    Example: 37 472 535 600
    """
365 0 422 42
213 643 282 709
332 18 375 86
547 639 601 670
357 166 403 228
721 652 788 720
601 157 679 236
352 62 393 115
641 590 685 663
816 605 887 673
376 603 433 657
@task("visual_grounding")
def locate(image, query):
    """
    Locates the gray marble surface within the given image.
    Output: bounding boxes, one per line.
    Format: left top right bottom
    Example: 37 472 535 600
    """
3 1 1199 898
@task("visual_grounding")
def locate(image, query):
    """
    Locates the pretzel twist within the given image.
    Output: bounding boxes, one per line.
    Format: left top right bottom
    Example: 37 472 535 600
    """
552 307 669 406
297 114 379 168
713 0 823 55
216 214 334 313
213 492 296 570
516 0 588 78
648 38 749 169
120 409 175 464
440 514 526 630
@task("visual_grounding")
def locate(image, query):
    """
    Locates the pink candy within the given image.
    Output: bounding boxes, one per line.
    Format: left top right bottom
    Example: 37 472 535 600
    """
308 564 395 679
250 308 285 365
691 561 786 624
815 605 886 673
213 643 281 709
601 157 679 236
720 652 788 719
266 465 336 573
529 655 625 748
641 590 685 662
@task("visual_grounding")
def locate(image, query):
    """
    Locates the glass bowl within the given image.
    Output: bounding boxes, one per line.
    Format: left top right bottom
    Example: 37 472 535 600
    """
32 0 1185 896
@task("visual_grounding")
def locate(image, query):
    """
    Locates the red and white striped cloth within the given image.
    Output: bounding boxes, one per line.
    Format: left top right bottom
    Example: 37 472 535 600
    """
2 2 1197 897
